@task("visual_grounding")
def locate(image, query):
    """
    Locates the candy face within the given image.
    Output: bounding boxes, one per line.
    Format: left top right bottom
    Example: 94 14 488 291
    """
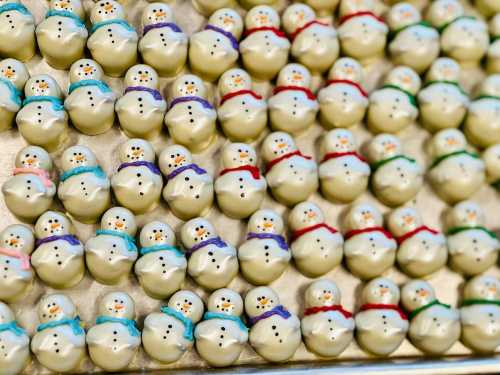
0 302 30 375
0 1 36 61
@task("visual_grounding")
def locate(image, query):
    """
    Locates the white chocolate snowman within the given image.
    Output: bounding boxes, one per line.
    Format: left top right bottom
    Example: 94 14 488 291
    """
475 0 500 18
301 280 354 357
460 275 500 353
303 0 339 17
245 286 301 362
282 4 339 74
428 129 485 203
367 66 421 134
111 138 163 214
0 58 29 132
65 59 116 135
181 218 238 290
217 68 267 142
2 145 56 221
189 8 243 82
58 145 111 224
401 280 460 354
238 209 290 285
192 0 235 17
31 294 86 373
388 207 447 277
487 14 500 74
0 224 34 303
86 292 141 372
0 0 36 61
262 131 318 206
0 302 30 375
367 134 423 206
134 221 187 300
464 74 500 148
239 0 278 10
318 57 368 129
215 143 266 219
289 202 343 278
268 63 318 134
195 288 248 367
319 129 370 203
142 290 204 363
337 0 388 63
446 201 499 276
85 207 138 285
343 203 397 280
418 58 469 132
35 0 88 70
31 211 84 289
239 6 290 81
165 74 217 152
355 278 409 356
159 145 214 220
139 3 188 77
484 143 500 187
16 74 69 152
87 0 138 77
387 3 440 74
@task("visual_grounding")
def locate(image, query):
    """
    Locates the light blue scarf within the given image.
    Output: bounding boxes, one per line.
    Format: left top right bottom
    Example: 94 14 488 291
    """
0 3 31 16
60 165 106 182
0 78 22 107
95 316 139 337
36 317 84 335
140 244 183 258
45 9 85 28
160 306 194 341
203 312 248 332
95 229 137 252
23 96 64 111
0 321 26 336
90 19 135 34
68 79 112 95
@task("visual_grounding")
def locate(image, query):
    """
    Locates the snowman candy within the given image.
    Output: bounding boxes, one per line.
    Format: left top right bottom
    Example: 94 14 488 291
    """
195 288 248 367
85 207 138 285
0 302 30 375
65 59 116 135
215 143 266 219
181 218 238 290
31 294 86 373
268 63 318 135
142 290 204 363
36 0 88 70
87 0 138 77
165 74 217 152
217 68 267 142
192 0 235 17
139 3 188 77
0 0 36 61
134 221 187 299
301 280 354 357
87 292 141 372
484 143 500 188
159 145 214 220
239 5 290 81
31 211 84 289
487 14 500 74
475 0 500 18
401 280 460 354
2 146 56 221
289 202 343 278
238 209 290 285
0 58 29 132
319 129 370 203
58 145 111 224
111 138 163 214
262 131 318 206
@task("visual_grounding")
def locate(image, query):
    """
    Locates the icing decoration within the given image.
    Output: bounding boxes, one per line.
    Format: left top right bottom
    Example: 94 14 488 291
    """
461 299 500 306
381 84 418 108
273 85 316 100
60 165 106 182
0 247 31 270
23 96 64 111
160 306 194 341
339 11 386 26
95 229 137 252
219 89 262 106
371 155 417 172
325 79 368 98
247 305 291 326
0 78 22 107
423 80 467 96
291 223 338 242
203 312 248 332
204 24 239 50
290 20 329 41
13 167 53 188
186 237 227 257
0 321 25 336
360 303 408 320
169 96 213 110
117 161 161 175
265 150 312 173
219 165 261 180
246 232 288 250
68 79 112 95
95 316 139 336
90 19 135 34
0 3 31 16
407 299 450 320
45 9 85 28
390 21 434 40
244 26 287 38
321 151 367 164
124 86 163 101
344 227 394 241
37 316 84 335
166 163 207 181
447 226 497 239
36 234 81 247
396 226 439 245
304 305 352 318
438 15 477 33
143 22 182 35
430 150 479 169
139 244 183 258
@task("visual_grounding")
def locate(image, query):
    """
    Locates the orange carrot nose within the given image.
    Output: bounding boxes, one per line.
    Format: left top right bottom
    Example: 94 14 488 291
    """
58 0 69 9
259 298 269 305
182 303 190 311
234 77 243 85
9 239 18 245
402 10 413 18
402 75 412 84
258 14 268 23
115 221 124 229
404 216 414 225
323 292 332 300
49 305 60 314
418 289 428 297
25 158 35 165
222 302 232 308
446 138 458 146
4 68 14 79
104 3 113 11
278 143 287 149
75 155 85 161
363 213 373 221
132 149 142 156
239 152 248 158
307 212 316 218
223 17 235 25
344 66 354 75
186 84 195 93
468 212 476 220
51 223 60 230
155 10 166 18
83 66 93 74
263 222 273 229
340 138 348 145
155 233 162 241
174 155 185 164
39 82 49 90
297 11 305 21
489 286 497 293
114 303 124 310
293 74 303 81
385 143 396 152
380 287 389 294
196 229 206 236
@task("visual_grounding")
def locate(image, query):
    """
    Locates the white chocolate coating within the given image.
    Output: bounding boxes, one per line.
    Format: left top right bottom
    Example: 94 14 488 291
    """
239 0 278 10
475 0 500 17
0 0 36 61
192 0 235 16
483 143 500 184
487 14 500 73
0 302 30 375
0 58 29 132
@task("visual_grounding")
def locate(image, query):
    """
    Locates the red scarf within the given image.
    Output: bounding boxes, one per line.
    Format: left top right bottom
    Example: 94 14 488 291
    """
339 11 386 26
359 303 408 320
219 165 261 180
344 227 393 240
325 79 368 98
266 150 312 173
321 151 367 164
396 225 439 245
304 305 353 319
290 20 329 41
244 26 287 38
291 223 338 242
273 85 316 100
219 89 262 106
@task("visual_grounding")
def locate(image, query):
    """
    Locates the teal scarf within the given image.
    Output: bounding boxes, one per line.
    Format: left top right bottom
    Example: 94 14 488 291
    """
0 78 22 107
45 9 85 28
23 96 64 111
0 3 31 16
160 306 194 341
60 165 106 182
140 244 183 258
37 316 84 335
68 79 112 95
95 316 139 336
203 311 248 332
91 19 135 34
0 321 25 336
95 229 137 252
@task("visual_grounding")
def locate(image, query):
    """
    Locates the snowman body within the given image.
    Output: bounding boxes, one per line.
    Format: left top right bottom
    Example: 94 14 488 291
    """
461 303 500 353
464 97 500 148
0 71 24 132
0 323 30 375
487 39 500 74
269 88 318 134
0 3 36 61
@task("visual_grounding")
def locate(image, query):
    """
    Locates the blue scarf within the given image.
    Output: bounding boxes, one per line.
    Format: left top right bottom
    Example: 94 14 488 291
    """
203 312 248 332
140 244 183 258
0 78 22 107
0 321 25 336
160 306 194 341
91 19 135 34
95 316 139 337
23 96 64 111
0 3 31 16
95 229 137 252
45 9 85 28
60 165 106 182
68 79 112 95
37 316 84 335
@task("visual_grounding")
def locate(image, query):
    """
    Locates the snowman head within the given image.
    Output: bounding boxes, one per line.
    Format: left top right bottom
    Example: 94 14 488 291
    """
218 68 252 96
425 0 463 29
91 0 125 23
119 138 156 163
99 291 135 319
321 128 357 155
38 294 77 323
385 66 421 95
25 74 62 98
125 64 160 89
15 145 53 171
158 144 193 175
171 74 207 98
0 58 29 90
304 279 341 308
282 3 315 34
261 132 298 162
362 277 400 305
447 200 485 227
221 142 257 168
289 201 324 230
181 218 217 249
51 0 85 19
483 144 500 181
208 288 244 316
245 5 280 29
142 3 173 26
248 209 284 234
61 145 98 172
430 129 467 158
167 290 204 323
0 302 15 324
208 8 243 39
244 286 280 318
463 275 500 301
339 0 376 17
426 57 461 82
366 134 402 163
276 63 312 88
69 59 104 83
479 74 500 97
387 3 421 31
35 211 73 238
327 57 363 83
101 207 137 235
0 224 35 256
387 207 423 237
490 13 500 37
139 221 175 248
401 280 436 311
345 203 383 230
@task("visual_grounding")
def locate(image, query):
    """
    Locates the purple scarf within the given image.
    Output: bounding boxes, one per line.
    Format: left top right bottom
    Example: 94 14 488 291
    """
246 232 288 250
248 305 291 326
117 161 161 175
143 22 182 35
124 86 163 101
204 24 239 50
186 237 227 257
36 234 81 247
166 163 207 181
169 96 213 110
